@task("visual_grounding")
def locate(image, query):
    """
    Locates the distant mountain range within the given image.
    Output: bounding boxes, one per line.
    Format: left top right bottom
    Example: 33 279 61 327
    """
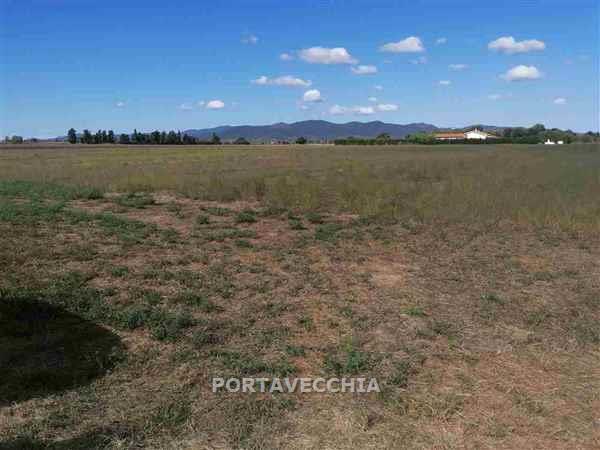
183 120 502 142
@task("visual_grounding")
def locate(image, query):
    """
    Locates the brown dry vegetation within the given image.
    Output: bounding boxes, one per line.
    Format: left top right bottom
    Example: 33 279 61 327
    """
0 144 599 449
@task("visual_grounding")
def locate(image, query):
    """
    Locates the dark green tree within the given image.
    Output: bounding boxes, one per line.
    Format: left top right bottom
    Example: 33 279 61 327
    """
107 130 115 144
166 131 178 145
82 129 92 144
119 133 130 144
211 133 221 145
67 128 77 144
296 136 307 144
150 130 161 144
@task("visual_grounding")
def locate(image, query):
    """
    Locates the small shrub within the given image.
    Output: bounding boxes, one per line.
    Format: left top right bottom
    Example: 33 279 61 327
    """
196 214 210 225
110 266 129 277
389 360 414 388
315 223 343 241
285 345 306 357
481 293 504 304
115 192 155 209
405 306 427 317
236 210 257 224
235 239 254 248
306 212 324 224
289 219 306 230
173 291 219 312
203 206 233 216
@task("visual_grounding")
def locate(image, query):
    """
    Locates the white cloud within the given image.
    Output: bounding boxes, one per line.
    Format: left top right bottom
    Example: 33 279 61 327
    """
377 103 398 111
436 37 447 45
439 80 451 86
179 103 193 110
501 65 542 81
410 56 428 65
198 100 205 107
380 36 425 53
368 96 377 102
449 64 468 70
553 97 567 105
116 101 126 108
205 100 225 109
488 36 546 54
374 85 383 91
241 34 258 45
299 47 358 64
280 53 294 61
303 89 322 102
351 65 377 75
251 75 312 87
354 106 375 115
329 104 348 115
329 104 394 115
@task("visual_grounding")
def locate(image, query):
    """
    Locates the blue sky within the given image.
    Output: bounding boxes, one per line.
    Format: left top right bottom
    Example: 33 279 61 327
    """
1 0 598 137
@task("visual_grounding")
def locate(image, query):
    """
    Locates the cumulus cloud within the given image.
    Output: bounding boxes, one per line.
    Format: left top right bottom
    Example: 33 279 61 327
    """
241 34 258 45
439 80 451 86
351 65 377 75
354 106 375 115
377 103 398 111
279 53 294 61
205 100 225 109
299 47 358 64
449 64 468 70
116 101 126 108
488 36 546 54
251 75 312 87
436 37 447 45
501 65 542 81
329 104 348 115
368 96 377 102
303 89 322 102
380 36 425 53
410 56 428 65
553 97 567 105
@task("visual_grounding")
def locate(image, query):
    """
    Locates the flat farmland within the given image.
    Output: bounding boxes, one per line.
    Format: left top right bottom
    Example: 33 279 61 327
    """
1 143 599 449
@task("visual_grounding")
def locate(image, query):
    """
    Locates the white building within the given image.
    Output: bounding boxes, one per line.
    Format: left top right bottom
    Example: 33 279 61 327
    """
465 128 491 140
434 128 499 141
544 139 556 145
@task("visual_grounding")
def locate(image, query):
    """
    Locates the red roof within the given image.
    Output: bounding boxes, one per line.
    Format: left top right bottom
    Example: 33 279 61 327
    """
434 132 465 138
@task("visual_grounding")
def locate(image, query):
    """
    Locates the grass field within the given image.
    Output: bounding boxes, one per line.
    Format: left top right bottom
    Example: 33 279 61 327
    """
1 143 599 449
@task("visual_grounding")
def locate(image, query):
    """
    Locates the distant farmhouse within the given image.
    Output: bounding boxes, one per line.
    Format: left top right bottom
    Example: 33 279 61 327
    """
433 128 500 141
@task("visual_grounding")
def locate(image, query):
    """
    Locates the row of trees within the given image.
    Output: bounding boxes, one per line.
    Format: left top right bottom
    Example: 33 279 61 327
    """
334 133 402 145
67 129 314 145
335 125 600 145
3 135 24 144
68 128 223 145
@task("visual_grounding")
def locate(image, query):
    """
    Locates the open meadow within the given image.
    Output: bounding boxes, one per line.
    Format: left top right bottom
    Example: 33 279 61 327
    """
1 143 599 449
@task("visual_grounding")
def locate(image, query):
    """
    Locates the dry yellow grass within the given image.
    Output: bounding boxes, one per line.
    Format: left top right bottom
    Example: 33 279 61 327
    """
0 144 599 449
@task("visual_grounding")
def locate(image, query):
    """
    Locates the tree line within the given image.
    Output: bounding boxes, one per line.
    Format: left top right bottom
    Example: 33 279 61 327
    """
67 128 224 145
334 125 600 145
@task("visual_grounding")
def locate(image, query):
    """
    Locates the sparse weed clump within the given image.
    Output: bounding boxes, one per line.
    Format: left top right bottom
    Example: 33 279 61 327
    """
236 209 257 223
